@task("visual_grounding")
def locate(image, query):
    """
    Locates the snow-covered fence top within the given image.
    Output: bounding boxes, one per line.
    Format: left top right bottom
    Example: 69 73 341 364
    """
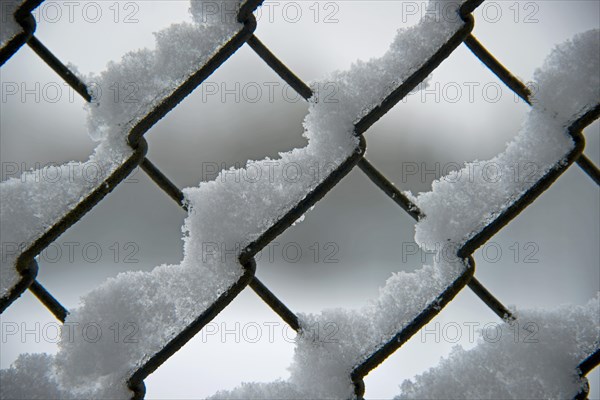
1 0 599 399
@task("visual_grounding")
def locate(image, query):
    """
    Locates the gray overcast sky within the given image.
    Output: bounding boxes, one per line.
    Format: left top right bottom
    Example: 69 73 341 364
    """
1 1 599 398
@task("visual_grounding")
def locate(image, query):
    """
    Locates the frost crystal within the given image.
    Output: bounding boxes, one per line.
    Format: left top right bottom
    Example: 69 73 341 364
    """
0 0 24 48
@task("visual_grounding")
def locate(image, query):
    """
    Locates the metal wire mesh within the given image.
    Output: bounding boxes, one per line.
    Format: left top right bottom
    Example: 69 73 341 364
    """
1 0 599 398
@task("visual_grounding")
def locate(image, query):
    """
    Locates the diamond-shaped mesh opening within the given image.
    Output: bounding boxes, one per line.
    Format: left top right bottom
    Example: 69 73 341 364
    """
363 288 500 397
143 44 308 189
251 1 420 79
31 172 186 309
472 164 600 308
144 289 297 398
364 46 530 194
0 46 93 162
253 167 419 314
29 1 193 74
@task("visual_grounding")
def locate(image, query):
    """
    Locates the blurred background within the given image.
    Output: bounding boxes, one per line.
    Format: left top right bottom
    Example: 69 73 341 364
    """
1 0 599 398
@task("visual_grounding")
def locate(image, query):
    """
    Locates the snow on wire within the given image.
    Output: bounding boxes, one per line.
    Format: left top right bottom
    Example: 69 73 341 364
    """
0 0 599 399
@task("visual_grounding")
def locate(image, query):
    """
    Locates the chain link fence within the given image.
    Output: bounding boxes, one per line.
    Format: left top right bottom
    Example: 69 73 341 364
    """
1 0 599 398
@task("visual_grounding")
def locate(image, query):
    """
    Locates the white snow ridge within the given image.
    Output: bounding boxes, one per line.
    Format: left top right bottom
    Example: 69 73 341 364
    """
208 27 600 400
396 297 600 399
0 1 242 305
